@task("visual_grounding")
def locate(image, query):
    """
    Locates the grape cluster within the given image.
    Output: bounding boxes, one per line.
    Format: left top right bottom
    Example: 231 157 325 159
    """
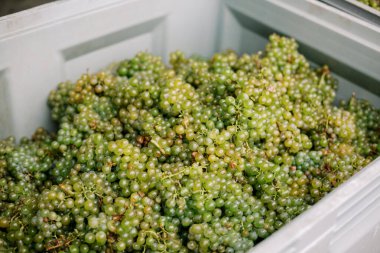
1 34 379 253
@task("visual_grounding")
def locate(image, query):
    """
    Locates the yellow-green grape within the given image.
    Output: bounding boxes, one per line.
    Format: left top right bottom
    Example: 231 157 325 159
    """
0 34 378 253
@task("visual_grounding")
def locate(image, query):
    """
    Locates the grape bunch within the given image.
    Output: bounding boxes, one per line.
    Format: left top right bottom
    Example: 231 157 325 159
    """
0 34 379 253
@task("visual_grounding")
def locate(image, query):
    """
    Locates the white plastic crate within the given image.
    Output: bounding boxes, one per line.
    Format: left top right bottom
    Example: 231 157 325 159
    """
0 0 379 252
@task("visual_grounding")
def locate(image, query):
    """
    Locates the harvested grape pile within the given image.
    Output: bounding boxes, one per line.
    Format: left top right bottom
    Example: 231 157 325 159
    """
1 34 379 253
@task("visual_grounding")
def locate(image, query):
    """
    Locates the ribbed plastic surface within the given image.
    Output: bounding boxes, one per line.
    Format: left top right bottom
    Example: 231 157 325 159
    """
0 0 379 252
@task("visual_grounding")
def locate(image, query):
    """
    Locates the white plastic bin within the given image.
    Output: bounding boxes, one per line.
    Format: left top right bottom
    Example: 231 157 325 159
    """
0 0 379 252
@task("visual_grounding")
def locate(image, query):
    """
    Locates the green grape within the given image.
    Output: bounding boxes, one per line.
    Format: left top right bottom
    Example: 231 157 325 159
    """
0 34 378 253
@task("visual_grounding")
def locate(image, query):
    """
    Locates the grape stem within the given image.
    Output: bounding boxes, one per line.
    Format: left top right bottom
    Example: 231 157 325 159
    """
151 140 166 154
161 168 187 179
45 237 75 251
59 184 74 196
